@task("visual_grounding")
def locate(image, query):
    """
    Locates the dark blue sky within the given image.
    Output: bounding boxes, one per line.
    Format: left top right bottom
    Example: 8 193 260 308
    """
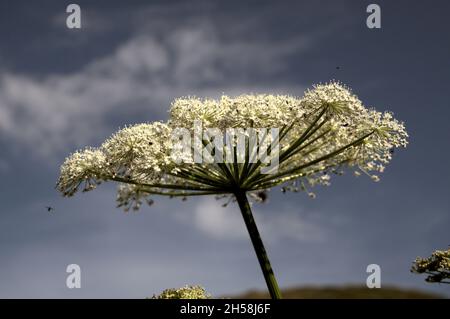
0 0 449 298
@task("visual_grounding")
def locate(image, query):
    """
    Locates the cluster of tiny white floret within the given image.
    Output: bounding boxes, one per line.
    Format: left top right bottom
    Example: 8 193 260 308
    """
169 94 299 129
58 122 174 198
57 148 108 197
151 285 211 299
102 122 173 182
57 81 408 209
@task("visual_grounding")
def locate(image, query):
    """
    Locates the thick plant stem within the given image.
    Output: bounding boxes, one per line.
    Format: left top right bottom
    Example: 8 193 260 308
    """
234 191 282 299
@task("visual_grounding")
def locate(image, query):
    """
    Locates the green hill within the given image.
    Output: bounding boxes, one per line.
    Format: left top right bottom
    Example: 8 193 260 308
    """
229 285 444 299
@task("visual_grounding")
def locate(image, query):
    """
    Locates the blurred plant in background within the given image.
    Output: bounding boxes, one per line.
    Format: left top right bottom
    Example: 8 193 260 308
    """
412 247 450 284
57 82 408 299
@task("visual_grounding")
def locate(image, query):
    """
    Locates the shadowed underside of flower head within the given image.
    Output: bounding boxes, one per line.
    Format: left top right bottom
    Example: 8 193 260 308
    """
56 82 408 211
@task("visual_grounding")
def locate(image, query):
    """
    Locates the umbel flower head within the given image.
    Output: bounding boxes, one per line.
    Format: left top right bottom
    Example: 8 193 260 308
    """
411 248 450 284
57 82 408 208
57 81 408 299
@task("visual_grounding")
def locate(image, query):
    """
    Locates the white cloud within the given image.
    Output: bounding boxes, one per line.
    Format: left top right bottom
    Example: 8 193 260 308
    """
0 24 309 160
176 197 324 243
192 197 247 240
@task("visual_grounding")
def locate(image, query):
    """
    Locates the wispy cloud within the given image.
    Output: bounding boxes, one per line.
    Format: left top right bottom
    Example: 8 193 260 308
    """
0 24 310 160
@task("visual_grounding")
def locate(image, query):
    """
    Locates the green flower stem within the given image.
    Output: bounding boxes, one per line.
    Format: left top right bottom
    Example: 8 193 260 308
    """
234 190 282 299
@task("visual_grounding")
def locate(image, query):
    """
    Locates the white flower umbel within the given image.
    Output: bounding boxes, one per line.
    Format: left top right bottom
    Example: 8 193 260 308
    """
57 82 408 299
